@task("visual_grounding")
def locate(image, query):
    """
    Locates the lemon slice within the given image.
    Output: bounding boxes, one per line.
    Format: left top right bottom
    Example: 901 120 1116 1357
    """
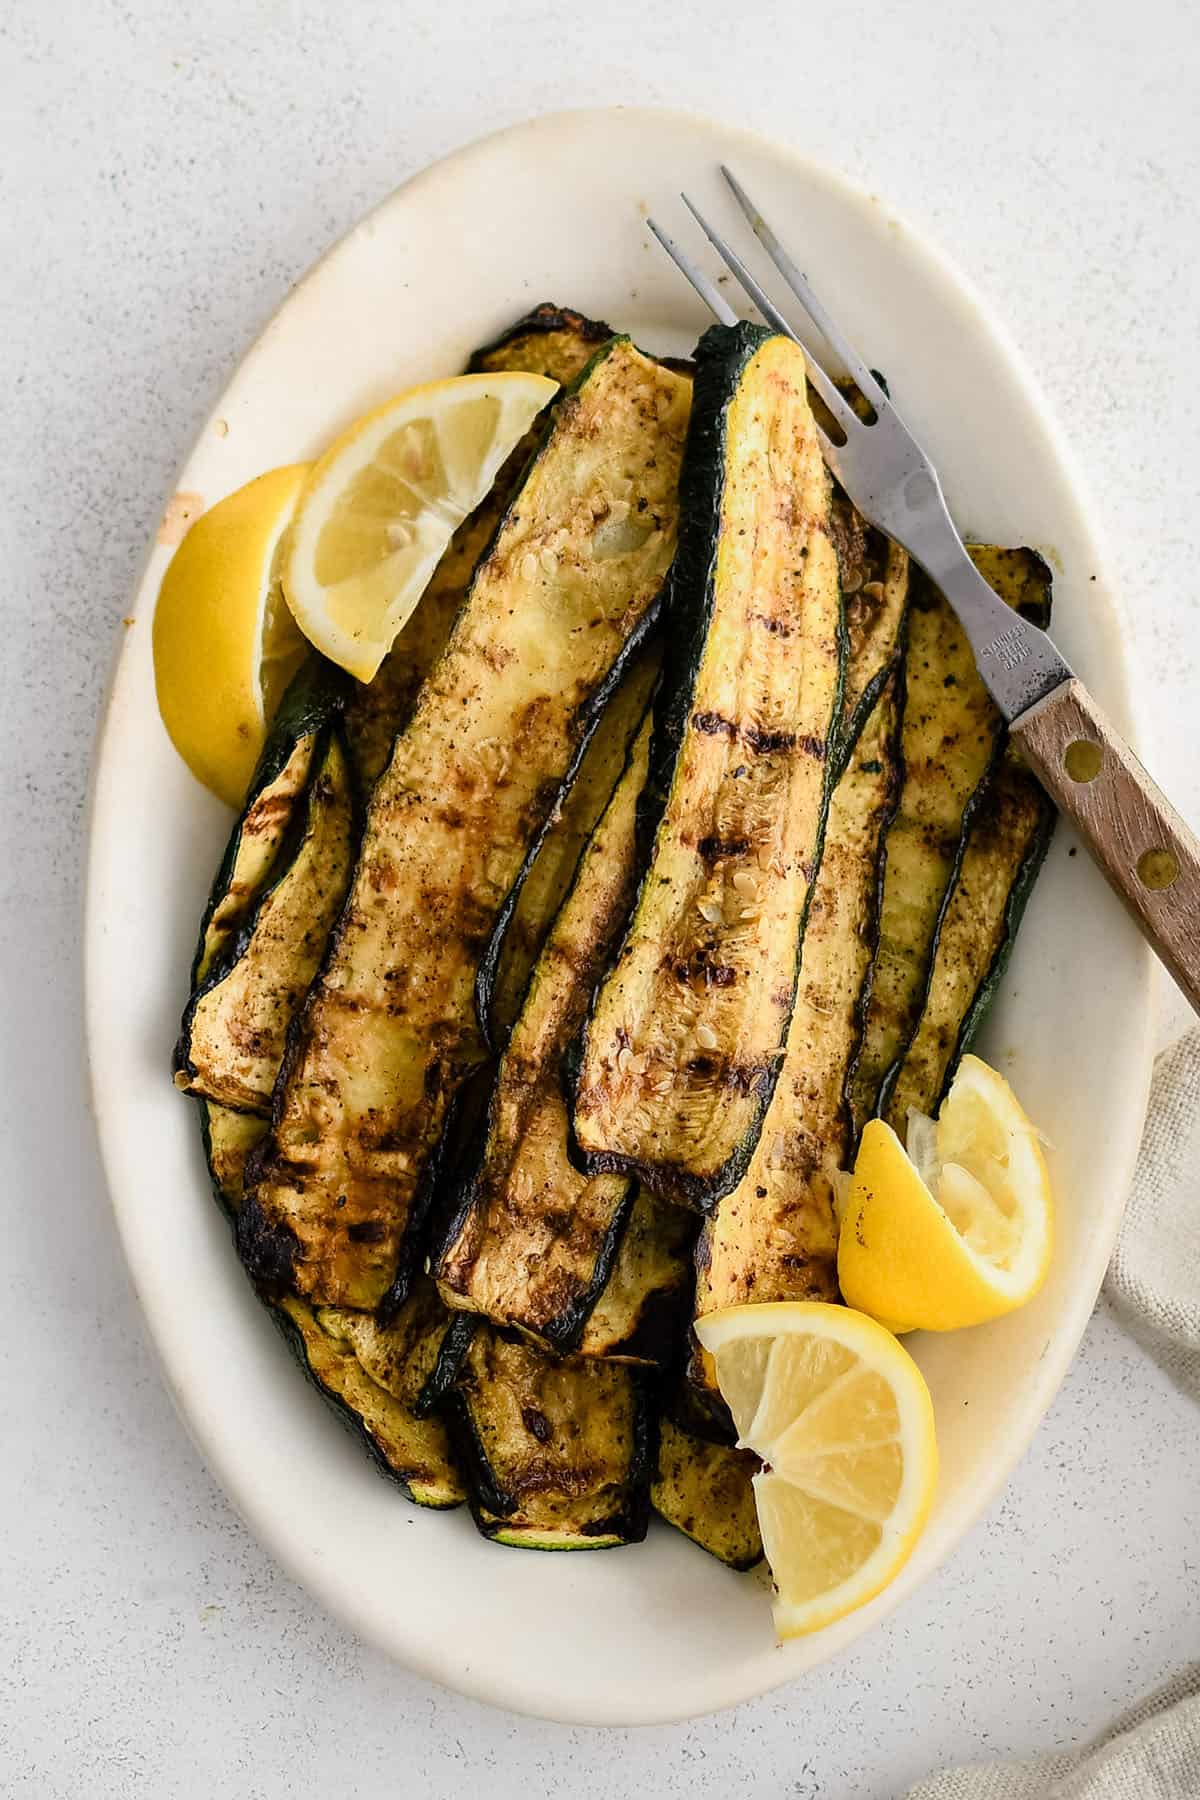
153 464 310 807
838 1054 1053 1334
697 1301 937 1637
283 372 558 681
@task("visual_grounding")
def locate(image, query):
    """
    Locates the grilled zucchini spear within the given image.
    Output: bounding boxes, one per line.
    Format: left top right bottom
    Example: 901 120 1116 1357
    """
181 677 464 1507
436 707 693 1362
849 547 1054 1134
475 645 660 1050
652 1415 762 1570
241 338 692 1312
203 1103 465 1507
176 727 357 1114
442 1325 654 1548
345 305 619 792
688 520 910 1391
876 550 1055 1126
573 323 845 1210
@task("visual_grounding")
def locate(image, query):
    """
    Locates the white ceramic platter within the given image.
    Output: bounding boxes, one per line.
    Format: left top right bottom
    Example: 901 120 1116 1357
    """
86 107 1155 1725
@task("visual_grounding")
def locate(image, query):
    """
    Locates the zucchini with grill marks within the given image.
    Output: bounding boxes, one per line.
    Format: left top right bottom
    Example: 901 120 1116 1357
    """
848 546 1052 1137
689 636 907 1392
186 658 346 987
830 495 910 763
444 1327 653 1548
476 643 660 1050
278 1288 466 1509
574 323 844 1210
346 305 619 792
576 1185 694 1363
652 1415 762 1570
240 338 692 1312
467 302 615 381
175 729 357 1114
201 1101 465 1508
437 710 691 1361
882 750 1054 1127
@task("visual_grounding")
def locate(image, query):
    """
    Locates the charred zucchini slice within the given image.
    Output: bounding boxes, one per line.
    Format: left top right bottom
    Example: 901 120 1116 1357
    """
200 1102 464 1508
652 1416 762 1570
444 1327 652 1548
467 302 615 380
345 304 618 792
175 729 357 1113
574 323 844 1210
201 1100 269 1215
276 1290 465 1509
848 547 1053 1136
437 711 690 1361
241 338 692 1311
830 497 910 763
881 749 1054 1125
476 642 660 1050
576 1185 694 1363
187 658 346 987
689 634 907 1392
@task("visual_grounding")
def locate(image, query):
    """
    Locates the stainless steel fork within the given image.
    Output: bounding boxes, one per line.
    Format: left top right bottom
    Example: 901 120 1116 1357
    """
650 168 1200 1014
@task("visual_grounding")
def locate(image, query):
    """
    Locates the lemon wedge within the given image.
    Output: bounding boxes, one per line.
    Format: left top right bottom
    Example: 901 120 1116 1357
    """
838 1054 1053 1334
696 1301 937 1638
283 371 558 681
153 464 310 807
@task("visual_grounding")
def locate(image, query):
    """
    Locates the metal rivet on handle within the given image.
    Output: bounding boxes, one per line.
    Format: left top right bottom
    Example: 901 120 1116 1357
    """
1064 739 1103 783
1137 848 1180 891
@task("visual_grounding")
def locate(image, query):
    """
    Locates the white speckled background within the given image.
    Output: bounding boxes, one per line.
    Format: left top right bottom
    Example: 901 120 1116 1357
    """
3 2 1197 1793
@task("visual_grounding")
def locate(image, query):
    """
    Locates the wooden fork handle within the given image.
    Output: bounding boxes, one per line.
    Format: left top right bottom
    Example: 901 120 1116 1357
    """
1012 677 1200 1015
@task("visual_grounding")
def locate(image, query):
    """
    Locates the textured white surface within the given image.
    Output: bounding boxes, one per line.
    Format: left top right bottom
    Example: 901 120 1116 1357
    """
2 0 1197 1793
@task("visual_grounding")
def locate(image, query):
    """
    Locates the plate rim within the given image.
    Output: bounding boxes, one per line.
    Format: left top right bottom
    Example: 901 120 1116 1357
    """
84 103 1157 1724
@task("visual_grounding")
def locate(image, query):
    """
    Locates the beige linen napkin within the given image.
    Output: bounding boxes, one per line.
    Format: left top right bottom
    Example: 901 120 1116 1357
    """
908 1029 1200 1799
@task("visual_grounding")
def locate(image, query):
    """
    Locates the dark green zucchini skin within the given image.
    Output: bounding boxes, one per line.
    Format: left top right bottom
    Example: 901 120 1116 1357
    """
571 322 845 1210
184 657 349 990
412 1313 480 1419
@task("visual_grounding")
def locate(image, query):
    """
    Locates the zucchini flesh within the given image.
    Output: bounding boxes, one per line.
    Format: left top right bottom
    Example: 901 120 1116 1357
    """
848 546 1052 1136
466 302 615 380
201 1102 464 1508
652 1416 762 1570
241 338 692 1311
346 305 617 792
188 658 345 986
576 1185 694 1362
277 1289 465 1509
444 1326 652 1548
882 749 1055 1126
437 710 689 1362
201 1101 269 1215
175 730 356 1113
476 643 660 1050
690 659 905 1392
830 495 910 760
574 324 844 1210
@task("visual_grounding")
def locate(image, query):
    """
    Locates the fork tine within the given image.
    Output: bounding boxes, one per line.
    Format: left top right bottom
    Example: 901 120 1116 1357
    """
646 217 739 327
679 194 859 437
720 165 886 407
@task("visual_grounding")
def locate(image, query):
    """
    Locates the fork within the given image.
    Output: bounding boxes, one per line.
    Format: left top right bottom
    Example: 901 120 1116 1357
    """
649 168 1200 1016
